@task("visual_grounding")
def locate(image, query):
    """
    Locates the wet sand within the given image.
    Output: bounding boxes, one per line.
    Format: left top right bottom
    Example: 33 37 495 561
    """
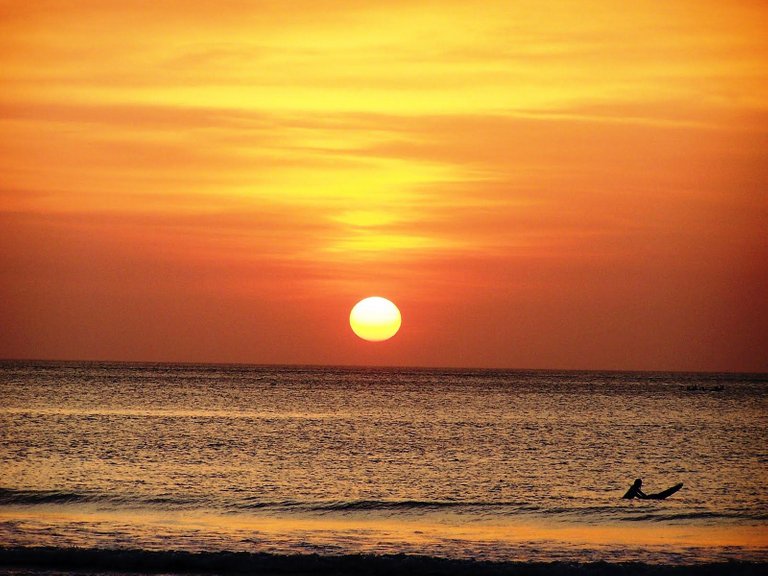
1 546 767 575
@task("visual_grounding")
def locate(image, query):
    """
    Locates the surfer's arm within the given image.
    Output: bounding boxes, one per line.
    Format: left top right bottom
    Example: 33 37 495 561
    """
623 487 641 499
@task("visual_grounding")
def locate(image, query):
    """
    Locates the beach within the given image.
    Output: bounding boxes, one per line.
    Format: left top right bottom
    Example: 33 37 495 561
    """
1 547 767 575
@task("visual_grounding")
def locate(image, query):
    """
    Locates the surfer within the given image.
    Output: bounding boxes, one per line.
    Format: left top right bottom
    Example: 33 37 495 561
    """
622 478 683 500
622 478 647 499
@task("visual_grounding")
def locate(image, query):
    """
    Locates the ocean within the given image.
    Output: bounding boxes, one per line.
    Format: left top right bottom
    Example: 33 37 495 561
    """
1 361 767 573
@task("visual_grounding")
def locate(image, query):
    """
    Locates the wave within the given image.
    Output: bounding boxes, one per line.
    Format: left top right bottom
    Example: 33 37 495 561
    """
0 489 536 513
0 488 91 505
240 500 768 523
4 488 767 523
241 498 538 512
0 546 765 575
0 488 196 509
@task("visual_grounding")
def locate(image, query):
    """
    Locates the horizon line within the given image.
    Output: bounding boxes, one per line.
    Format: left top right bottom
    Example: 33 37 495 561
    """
1 356 765 377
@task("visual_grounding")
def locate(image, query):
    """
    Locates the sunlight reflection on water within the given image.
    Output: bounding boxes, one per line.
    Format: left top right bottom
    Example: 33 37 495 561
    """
1 361 767 563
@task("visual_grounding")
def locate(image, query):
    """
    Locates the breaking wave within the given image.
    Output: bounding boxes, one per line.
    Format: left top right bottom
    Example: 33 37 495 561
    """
3 487 767 522
242 498 538 512
0 488 90 505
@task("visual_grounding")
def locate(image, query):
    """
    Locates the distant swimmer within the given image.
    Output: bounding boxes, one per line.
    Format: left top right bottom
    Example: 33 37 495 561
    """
623 478 683 500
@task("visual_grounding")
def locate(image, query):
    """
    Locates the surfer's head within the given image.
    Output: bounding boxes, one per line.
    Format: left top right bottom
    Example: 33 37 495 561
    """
633 479 642 487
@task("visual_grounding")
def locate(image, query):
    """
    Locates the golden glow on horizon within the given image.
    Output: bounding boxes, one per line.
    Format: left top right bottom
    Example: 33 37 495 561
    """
350 297 402 342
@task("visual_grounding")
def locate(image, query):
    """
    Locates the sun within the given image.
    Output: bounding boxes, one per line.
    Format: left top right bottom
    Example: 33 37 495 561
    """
349 297 401 342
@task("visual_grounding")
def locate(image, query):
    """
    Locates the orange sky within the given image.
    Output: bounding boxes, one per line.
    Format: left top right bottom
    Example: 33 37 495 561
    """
1 0 767 370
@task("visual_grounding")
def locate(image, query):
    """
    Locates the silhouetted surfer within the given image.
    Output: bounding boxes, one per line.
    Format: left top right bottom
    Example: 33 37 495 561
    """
623 478 683 499
623 478 647 499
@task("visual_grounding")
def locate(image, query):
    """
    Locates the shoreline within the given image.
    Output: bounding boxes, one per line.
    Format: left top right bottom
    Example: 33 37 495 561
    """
1 547 767 576
3 502 766 564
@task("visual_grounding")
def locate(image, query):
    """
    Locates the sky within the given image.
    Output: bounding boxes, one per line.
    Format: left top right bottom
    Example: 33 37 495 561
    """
1 0 767 371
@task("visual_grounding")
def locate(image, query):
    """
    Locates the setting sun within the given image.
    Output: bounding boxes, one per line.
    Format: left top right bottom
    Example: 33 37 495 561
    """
349 297 402 342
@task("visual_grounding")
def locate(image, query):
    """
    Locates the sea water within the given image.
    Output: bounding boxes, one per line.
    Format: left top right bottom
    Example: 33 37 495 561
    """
1 361 766 567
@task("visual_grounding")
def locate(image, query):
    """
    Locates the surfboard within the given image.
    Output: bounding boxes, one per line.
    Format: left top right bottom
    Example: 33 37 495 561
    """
644 482 683 500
